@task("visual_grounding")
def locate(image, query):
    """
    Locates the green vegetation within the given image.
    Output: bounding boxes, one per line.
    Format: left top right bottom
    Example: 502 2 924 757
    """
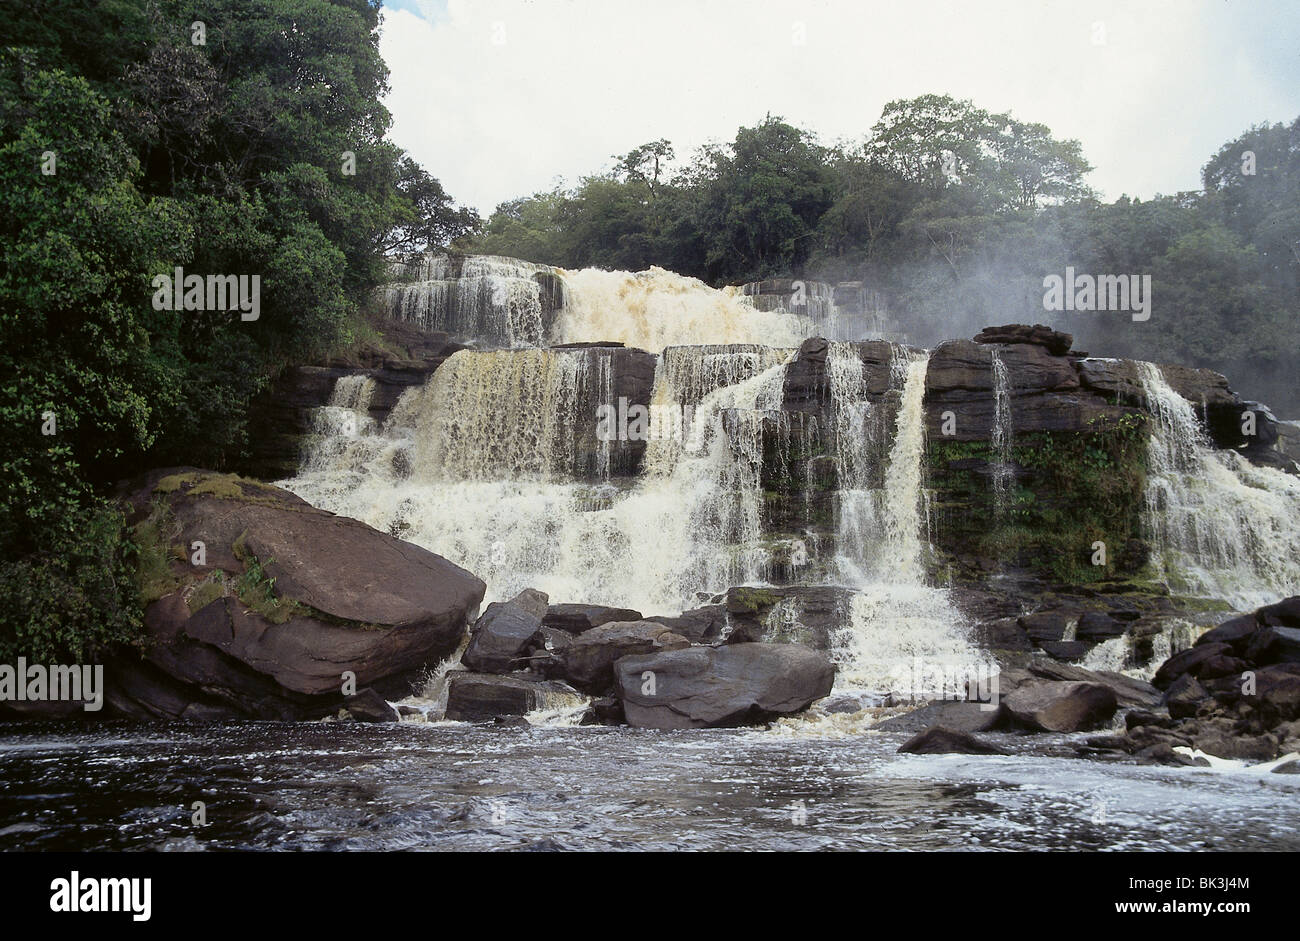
926 413 1150 583
1 1 475 655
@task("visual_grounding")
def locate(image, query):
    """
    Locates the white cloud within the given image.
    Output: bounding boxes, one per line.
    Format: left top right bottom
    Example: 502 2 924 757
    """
378 0 1300 214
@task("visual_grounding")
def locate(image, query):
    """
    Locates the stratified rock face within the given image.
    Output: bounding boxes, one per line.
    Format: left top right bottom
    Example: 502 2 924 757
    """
1003 681 1118 732
614 643 835 729
542 603 644 634
100 469 485 720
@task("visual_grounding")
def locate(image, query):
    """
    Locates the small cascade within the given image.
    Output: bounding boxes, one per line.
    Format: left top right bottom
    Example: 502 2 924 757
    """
823 349 990 696
989 347 1014 516
553 267 813 353
385 254 561 346
1138 362 1300 608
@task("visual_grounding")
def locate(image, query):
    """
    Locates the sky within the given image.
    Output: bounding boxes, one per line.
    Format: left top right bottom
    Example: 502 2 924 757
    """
378 0 1300 216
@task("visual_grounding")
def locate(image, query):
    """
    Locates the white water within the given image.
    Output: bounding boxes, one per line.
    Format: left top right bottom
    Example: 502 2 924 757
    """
286 347 793 615
554 267 813 352
1138 362 1300 609
386 254 558 346
990 347 1014 516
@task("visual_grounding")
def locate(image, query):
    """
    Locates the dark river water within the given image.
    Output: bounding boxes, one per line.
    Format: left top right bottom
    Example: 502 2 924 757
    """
2 718 1297 851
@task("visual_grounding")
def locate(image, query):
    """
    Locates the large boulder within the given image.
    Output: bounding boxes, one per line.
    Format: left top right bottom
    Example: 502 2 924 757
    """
444 672 580 721
560 621 690 695
614 643 835 729
89 469 485 721
1002 681 1118 732
462 589 549 674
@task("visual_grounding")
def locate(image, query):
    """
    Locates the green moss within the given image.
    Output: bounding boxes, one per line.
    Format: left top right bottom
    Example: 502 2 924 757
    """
186 574 226 613
727 586 781 613
133 499 184 603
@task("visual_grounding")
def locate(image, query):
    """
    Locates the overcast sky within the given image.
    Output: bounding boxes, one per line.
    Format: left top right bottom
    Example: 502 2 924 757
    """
378 0 1300 216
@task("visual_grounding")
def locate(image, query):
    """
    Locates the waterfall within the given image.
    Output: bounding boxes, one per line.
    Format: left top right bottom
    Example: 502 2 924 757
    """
284 350 792 613
821 348 989 696
385 254 559 346
1138 362 1300 608
990 347 1014 516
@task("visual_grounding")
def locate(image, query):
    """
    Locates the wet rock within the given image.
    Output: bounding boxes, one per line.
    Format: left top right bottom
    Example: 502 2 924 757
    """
1037 640 1089 661
542 603 643 635
444 672 578 722
897 726 1009 756
344 688 398 722
561 621 690 695
1002 681 1118 732
645 605 728 644
88 470 487 721
1165 674 1211 719
1272 759 1300 774
973 324 1073 356
1027 660 1161 708
462 589 549 674
873 701 1001 734
579 696 625 726
1136 743 1208 767
1076 611 1126 642
1152 642 1232 690
615 643 835 729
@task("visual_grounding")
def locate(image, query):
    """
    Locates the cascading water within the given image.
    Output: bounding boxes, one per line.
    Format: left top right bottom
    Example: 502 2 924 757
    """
386 254 561 347
990 347 1014 516
1138 362 1300 609
554 267 813 352
824 349 990 695
285 346 793 614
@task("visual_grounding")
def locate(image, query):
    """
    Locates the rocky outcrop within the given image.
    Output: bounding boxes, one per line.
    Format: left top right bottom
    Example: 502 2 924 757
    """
242 320 465 480
1083 597 1300 764
88 469 485 721
613 643 835 729
542 603 644 635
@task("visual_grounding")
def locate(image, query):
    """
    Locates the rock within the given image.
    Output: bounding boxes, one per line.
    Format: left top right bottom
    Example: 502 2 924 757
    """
345 688 398 722
462 590 549 674
98 469 486 721
1258 597 1300 628
579 696 625 726
721 585 856 648
873 701 1001 734
971 618 1033 651
897 726 1009 756
1037 640 1089 661
1195 614 1259 650
614 643 835 729
973 324 1073 356
1019 610 1078 644
1191 729 1278 762
1002 681 1118 733
1165 673 1211 719
1152 642 1231 690
1076 611 1125 642
1245 625 1300 666
645 605 728 644
1136 743 1208 767
1027 660 1161 708
1272 759 1300 774
542 603 643 635
444 672 578 722
560 621 690 695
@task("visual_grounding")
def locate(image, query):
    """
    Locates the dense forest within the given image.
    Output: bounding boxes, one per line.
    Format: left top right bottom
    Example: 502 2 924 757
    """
1 0 1296 656
468 99 1300 416
0 0 474 657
